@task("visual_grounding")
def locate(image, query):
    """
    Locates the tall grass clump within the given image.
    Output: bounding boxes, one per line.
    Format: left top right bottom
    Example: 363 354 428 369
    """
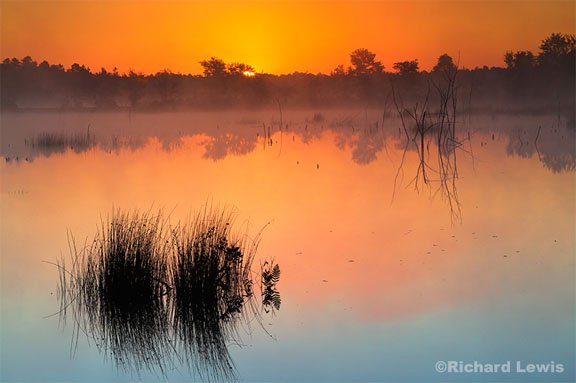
29 126 95 154
56 207 278 380
35 132 67 148
61 210 172 375
170 207 261 381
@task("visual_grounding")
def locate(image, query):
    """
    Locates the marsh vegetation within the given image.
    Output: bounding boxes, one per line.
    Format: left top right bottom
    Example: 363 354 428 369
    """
56 207 280 380
26 127 95 154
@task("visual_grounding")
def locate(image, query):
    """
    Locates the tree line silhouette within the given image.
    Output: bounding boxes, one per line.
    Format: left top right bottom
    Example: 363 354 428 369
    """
1 33 573 112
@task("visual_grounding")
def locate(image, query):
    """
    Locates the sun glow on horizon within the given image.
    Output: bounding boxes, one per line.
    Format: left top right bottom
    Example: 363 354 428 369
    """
0 1 573 75
242 70 255 77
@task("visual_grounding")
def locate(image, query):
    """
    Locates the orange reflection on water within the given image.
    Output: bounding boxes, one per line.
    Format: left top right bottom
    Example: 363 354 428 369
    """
1 123 574 325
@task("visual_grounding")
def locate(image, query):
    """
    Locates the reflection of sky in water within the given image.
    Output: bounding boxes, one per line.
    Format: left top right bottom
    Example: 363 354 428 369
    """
1 111 574 382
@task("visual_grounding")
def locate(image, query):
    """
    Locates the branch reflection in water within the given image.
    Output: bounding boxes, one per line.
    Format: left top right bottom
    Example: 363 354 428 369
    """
391 66 465 223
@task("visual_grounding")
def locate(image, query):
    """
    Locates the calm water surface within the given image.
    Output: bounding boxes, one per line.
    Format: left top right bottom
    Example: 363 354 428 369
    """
1 111 574 382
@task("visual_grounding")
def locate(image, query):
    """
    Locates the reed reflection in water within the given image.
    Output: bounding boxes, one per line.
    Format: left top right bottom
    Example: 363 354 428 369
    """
56 207 280 381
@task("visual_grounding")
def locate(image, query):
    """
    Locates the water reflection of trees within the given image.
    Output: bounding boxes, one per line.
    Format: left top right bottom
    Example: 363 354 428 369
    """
11 127 261 163
351 132 385 165
56 208 280 380
202 132 258 161
5 113 573 177
506 125 575 173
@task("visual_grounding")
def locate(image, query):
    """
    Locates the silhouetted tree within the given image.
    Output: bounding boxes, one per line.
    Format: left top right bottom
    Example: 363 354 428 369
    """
537 33 575 70
502 50 537 96
21 56 37 69
51 63 65 72
393 60 419 75
200 57 227 77
67 62 93 107
38 60 49 71
1 34 573 112
504 51 535 71
69 63 90 74
226 62 254 76
93 67 119 108
3 57 17 66
349 48 383 75
432 54 457 73
153 70 178 104
330 64 346 76
127 71 146 109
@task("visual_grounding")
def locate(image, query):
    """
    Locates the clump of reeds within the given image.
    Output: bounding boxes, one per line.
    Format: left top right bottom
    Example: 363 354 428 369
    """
56 207 277 381
170 208 261 381
62 210 172 375
35 132 67 148
29 126 95 154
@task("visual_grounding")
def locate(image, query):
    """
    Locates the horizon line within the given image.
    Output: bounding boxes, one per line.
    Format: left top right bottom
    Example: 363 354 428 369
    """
3 54 512 77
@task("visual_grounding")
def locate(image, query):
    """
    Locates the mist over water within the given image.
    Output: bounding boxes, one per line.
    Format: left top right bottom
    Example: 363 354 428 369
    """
1 2 575 379
0 107 574 382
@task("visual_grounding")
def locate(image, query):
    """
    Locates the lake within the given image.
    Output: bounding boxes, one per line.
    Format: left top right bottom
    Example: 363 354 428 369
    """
0 110 574 382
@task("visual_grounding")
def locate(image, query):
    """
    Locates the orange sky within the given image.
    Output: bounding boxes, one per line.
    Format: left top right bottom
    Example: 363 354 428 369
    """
1 1 574 75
